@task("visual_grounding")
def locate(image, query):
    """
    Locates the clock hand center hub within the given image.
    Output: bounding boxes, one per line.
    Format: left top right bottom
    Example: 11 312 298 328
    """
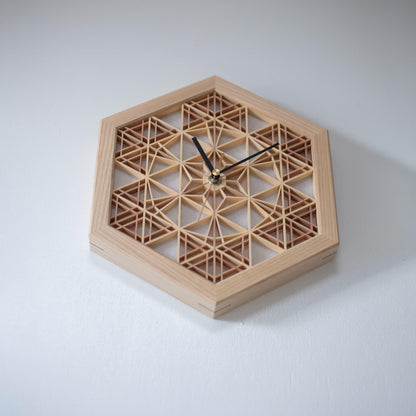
209 168 221 184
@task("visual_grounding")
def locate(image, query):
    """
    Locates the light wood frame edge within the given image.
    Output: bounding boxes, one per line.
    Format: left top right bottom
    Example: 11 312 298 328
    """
89 75 339 318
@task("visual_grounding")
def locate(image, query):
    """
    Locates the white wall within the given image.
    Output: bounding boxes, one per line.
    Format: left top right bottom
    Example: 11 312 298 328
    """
1 0 415 415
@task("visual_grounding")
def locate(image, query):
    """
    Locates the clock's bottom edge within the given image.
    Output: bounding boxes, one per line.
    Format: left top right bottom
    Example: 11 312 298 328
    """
213 248 338 318
89 236 338 319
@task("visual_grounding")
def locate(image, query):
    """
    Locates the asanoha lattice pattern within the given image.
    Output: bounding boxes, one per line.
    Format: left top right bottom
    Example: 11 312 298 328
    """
110 92 318 283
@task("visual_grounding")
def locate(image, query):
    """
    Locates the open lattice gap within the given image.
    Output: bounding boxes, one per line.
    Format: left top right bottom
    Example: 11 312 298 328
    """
110 91 318 283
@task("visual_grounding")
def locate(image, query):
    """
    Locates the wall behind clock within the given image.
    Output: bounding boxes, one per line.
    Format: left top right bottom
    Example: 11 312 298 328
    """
0 0 415 415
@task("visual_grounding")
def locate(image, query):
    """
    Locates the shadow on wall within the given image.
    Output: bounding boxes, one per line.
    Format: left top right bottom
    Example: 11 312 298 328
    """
222 130 416 322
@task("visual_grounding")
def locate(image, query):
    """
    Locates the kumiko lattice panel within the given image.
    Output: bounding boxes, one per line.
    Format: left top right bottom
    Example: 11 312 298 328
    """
90 77 339 317
111 111 316 282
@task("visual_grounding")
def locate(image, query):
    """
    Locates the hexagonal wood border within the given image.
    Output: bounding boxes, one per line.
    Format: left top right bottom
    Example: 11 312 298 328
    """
89 76 339 318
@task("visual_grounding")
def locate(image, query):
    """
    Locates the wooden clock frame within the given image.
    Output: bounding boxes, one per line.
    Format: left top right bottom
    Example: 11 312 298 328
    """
90 76 339 318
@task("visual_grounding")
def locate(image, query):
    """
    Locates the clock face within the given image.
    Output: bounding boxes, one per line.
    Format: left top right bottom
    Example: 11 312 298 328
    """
110 91 318 283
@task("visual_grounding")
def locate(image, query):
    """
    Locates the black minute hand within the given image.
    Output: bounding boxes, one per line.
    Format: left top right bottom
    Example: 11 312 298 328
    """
192 137 214 172
220 141 280 174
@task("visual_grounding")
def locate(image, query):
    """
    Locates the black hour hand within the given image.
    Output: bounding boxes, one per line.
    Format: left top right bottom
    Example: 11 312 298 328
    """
192 137 214 172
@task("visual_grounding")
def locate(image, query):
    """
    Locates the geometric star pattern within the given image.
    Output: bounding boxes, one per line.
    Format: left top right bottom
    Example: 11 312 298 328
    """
110 91 318 283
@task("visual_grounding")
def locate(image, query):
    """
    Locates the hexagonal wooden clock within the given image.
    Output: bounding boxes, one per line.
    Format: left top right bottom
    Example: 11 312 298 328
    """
90 76 339 318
